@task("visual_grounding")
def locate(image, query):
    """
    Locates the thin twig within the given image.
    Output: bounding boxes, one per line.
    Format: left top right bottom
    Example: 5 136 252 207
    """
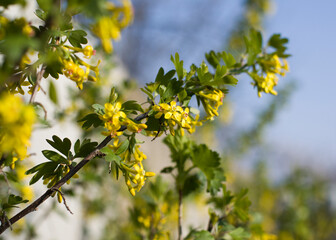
33 102 47 120
29 66 46 104
0 169 11 195
0 111 149 235
52 188 73 215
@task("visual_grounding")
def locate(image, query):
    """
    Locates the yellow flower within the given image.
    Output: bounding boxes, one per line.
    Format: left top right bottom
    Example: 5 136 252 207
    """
100 102 127 137
254 54 289 97
62 58 100 89
64 45 96 59
91 0 133 53
118 144 155 196
0 94 35 163
164 101 183 121
187 114 202 134
251 72 278 97
198 89 224 120
21 186 34 201
124 118 147 133
153 103 170 119
153 101 204 136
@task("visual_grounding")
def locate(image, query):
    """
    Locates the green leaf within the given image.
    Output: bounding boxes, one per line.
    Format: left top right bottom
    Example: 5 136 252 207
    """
178 89 188 104
78 113 104 129
221 52 236 68
28 162 58 185
43 51 64 79
140 87 155 100
101 147 122 165
163 134 192 164
197 62 213 84
35 9 47 21
183 174 203 196
155 67 165 83
8 194 29 205
92 103 105 115
223 75 238 86
224 227 251 240
74 140 98 158
48 80 58 105
115 139 129 155
268 33 290 57
161 78 183 101
191 144 225 195
145 116 161 131
233 188 251 222
205 50 220 68
59 12 73 31
171 52 185 80
25 162 48 175
244 29 263 65
46 136 71 157
42 150 68 164
186 64 197 81
109 87 118 104
2 194 29 209
155 68 176 86
122 100 144 113
68 30 88 48
74 139 80 154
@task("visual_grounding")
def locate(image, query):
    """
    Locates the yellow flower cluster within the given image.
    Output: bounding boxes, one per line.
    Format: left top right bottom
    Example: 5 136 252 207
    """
62 45 100 89
153 101 202 136
91 0 133 53
0 94 35 166
62 57 100 90
253 55 289 97
198 89 224 120
109 139 155 196
137 206 168 232
100 102 147 137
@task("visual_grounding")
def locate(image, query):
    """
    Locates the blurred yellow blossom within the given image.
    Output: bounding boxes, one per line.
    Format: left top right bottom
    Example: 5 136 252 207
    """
198 89 224 120
91 0 133 53
252 54 289 97
0 94 35 165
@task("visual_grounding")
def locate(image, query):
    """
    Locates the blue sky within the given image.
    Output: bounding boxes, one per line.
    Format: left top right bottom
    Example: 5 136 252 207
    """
116 0 336 172
264 0 336 169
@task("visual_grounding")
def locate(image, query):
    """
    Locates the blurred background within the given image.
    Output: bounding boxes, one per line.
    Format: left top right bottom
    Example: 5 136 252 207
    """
3 0 336 239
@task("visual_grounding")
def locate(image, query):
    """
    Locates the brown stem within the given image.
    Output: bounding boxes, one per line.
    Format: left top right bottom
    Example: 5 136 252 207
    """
34 102 48 120
29 66 46 104
52 188 73 214
177 188 183 240
0 112 149 234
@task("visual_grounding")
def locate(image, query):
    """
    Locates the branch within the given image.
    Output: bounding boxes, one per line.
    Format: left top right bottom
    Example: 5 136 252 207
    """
52 188 73 215
0 111 149 234
33 102 48 120
29 66 46 104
